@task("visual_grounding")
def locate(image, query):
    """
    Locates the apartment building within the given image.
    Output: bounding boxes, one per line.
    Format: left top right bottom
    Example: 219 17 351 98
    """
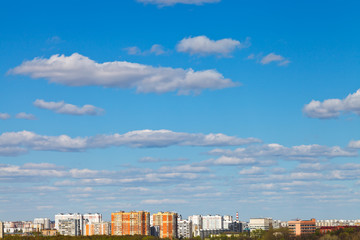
178 216 192 239
153 212 178 239
202 215 223 230
288 219 316 236
111 211 150 236
58 219 81 236
188 215 202 237
33 218 51 231
85 222 111 236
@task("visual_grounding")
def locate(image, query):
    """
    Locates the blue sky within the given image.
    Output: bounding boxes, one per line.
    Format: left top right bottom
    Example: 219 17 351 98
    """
1 0 360 221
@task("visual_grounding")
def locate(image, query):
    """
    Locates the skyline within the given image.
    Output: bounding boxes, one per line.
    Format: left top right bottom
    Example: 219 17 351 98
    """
1 0 360 221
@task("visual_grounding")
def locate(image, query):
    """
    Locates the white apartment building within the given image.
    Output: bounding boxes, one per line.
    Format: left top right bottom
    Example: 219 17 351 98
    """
316 219 360 227
34 218 51 230
55 213 101 235
249 218 273 232
188 215 202 237
223 215 233 230
178 216 192 238
58 219 81 236
202 215 223 230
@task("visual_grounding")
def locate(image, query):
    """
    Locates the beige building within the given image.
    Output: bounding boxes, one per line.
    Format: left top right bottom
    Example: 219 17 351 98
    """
288 219 316 236
153 212 178 239
0 221 4 238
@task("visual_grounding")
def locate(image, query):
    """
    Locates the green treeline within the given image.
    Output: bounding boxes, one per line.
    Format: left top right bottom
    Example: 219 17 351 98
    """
4 228 360 240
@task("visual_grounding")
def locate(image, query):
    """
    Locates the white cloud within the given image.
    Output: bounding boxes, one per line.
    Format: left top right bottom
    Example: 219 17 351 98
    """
260 53 289 66
177 36 249 56
137 0 220 7
348 140 360 149
209 143 357 161
303 89 360 119
33 99 104 116
125 44 167 56
0 113 10 120
0 130 260 156
141 199 188 204
208 156 256 165
15 112 36 120
9 53 237 95
139 156 189 163
239 166 264 175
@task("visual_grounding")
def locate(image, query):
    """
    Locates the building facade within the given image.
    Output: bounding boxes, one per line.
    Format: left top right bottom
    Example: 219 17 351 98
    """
0 221 4 239
249 218 273 232
58 219 81 236
178 216 192 239
55 213 83 234
202 215 223 230
288 219 316 236
85 222 110 236
188 215 202 237
34 218 51 231
153 212 178 239
111 211 150 236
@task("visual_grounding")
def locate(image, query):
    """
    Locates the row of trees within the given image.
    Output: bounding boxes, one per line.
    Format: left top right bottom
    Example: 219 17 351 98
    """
4 227 360 240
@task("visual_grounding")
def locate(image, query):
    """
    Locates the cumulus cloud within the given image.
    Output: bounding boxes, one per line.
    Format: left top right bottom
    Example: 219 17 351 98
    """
139 156 189 163
137 0 220 7
125 44 167 56
177 36 250 56
9 53 237 95
260 53 289 66
0 113 11 120
209 143 357 162
348 140 360 149
33 99 104 116
303 89 360 119
15 112 36 120
141 199 187 204
239 166 264 175
0 130 260 156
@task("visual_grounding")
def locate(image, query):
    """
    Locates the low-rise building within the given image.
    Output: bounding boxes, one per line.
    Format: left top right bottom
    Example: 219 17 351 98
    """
41 229 57 236
249 218 273 232
288 218 316 236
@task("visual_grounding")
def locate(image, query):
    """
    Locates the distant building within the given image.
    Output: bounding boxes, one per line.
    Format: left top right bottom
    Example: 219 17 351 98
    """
55 213 83 234
151 226 160 237
34 218 51 231
178 215 192 238
188 215 202 237
58 219 81 236
41 229 57 236
249 218 273 232
85 222 110 236
0 221 4 238
288 218 316 236
223 216 233 230
202 215 223 230
228 221 243 232
153 212 178 239
320 226 360 234
111 211 150 236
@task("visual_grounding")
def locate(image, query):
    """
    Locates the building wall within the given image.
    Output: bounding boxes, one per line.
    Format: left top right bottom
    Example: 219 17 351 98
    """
85 222 110 236
0 222 4 239
249 218 272 232
188 215 202 237
202 215 223 230
153 212 178 239
288 219 316 236
178 219 192 238
58 219 81 236
111 211 150 236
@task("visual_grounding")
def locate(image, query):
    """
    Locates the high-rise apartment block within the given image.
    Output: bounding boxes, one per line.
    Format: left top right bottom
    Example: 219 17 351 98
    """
111 211 150 236
58 219 81 236
153 212 178 239
288 219 316 236
85 222 111 236
202 215 223 230
188 215 202 237
177 216 192 239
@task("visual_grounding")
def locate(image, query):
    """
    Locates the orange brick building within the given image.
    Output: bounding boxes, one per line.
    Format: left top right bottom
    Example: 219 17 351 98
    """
288 218 316 236
85 222 110 236
111 211 150 236
153 212 178 239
